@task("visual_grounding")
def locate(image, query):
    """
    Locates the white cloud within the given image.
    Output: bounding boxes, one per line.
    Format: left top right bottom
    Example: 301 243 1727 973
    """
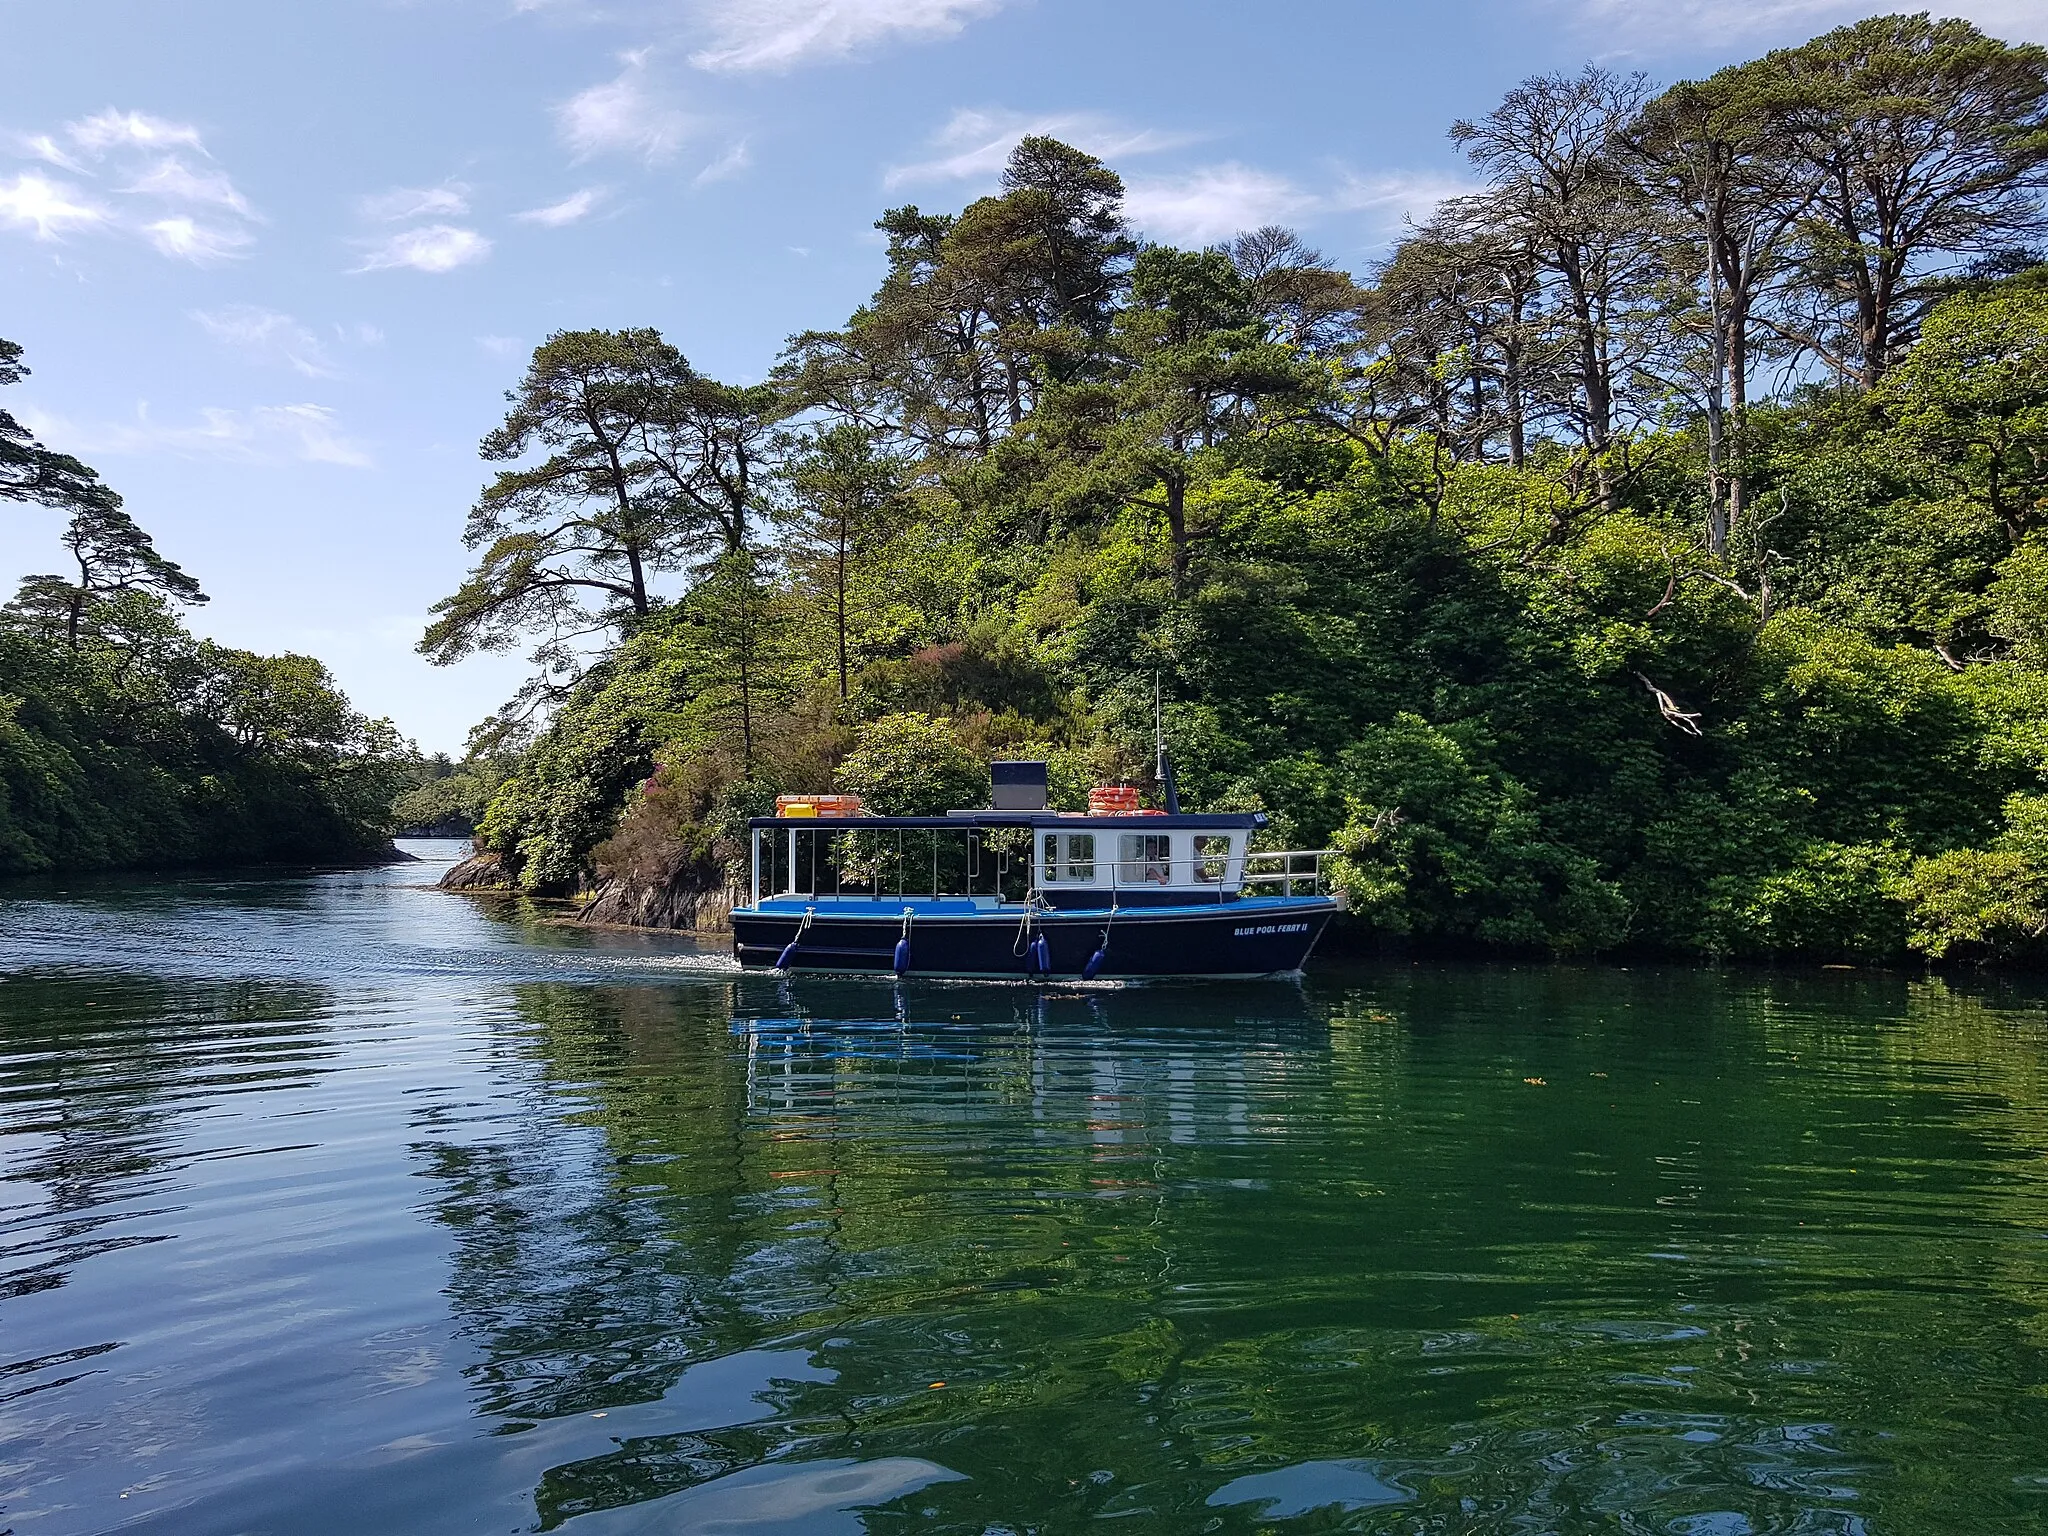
557 54 699 162
1326 169 1480 232
1552 0 2047 48
256 404 371 466
21 402 371 468
143 216 252 263
124 157 255 217
1125 164 1317 245
689 0 1005 71
885 107 1198 189
194 305 336 377
516 186 607 225
0 171 110 239
17 133 87 173
693 140 751 186
1 108 264 263
887 109 1463 247
359 183 471 221
477 335 527 357
353 224 492 274
1120 162 1474 247
66 108 207 156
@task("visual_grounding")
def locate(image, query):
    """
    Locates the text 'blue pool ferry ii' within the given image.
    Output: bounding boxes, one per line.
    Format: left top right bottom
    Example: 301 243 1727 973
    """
730 760 1341 980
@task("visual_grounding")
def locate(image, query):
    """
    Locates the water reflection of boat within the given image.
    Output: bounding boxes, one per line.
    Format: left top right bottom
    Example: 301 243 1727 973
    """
730 760 1340 981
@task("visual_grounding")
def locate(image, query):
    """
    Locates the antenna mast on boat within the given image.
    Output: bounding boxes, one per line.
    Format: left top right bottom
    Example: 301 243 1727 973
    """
1154 672 1181 815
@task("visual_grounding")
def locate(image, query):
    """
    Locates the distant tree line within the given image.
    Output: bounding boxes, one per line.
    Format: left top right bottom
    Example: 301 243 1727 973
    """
0 338 408 871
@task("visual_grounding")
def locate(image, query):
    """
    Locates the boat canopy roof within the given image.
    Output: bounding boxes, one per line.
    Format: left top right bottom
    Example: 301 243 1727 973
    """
747 810 1267 832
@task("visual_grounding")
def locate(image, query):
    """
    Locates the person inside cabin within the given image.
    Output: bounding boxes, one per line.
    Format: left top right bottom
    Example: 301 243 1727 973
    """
1121 832 1172 885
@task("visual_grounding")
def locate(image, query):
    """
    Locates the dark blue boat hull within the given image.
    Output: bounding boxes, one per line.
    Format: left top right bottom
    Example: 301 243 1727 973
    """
731 899 1338 980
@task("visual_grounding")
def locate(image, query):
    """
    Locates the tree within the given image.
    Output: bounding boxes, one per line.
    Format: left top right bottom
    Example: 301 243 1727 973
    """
948 135 1133 378
1759 14 2048 385
421 330 784 725
1 338 105 513
1367 197 1547 473
1037 246 1322 587
634 364 783 556
1229 226 1368 361
1451 67 1673 500
780 137 1133 457
687 547 800 771
1870 279 2048 545
422 330 679 673
11 498 207 650
1629 72 1820 550
194 646 388 764
777 423 905 697
780 206 1011 460
2 337 206 647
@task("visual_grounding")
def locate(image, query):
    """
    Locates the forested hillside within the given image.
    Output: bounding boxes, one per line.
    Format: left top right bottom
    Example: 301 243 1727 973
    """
432 14 2048 963
0 338 407 872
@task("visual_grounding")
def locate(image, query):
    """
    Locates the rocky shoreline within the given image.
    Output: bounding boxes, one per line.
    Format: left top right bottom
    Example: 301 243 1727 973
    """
437 847 736 933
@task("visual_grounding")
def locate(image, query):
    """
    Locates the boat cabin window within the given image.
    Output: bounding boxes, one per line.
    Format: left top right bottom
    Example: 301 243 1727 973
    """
1040 832 1097 883
1064 833 1095 881
1119 832 1173 885
1194 835 1231 882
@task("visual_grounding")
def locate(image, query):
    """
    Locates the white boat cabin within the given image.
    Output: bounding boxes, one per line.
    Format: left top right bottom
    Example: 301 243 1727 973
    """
1034 827 1248 892
745 816 1272 908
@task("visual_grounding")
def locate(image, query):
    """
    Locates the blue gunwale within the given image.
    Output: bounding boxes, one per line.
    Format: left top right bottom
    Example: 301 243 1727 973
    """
736 893 1334 920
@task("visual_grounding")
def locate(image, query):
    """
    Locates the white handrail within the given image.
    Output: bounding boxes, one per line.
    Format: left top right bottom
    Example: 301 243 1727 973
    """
1239 849 1335 898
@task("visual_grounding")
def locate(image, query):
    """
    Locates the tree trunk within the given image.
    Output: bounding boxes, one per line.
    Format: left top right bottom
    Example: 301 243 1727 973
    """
1705 243 1729 556
1725 288 1748 537
1165 476 1189 592
835 524 850 698
1505 336 1526 470
737 610 755 770
626 543 649 615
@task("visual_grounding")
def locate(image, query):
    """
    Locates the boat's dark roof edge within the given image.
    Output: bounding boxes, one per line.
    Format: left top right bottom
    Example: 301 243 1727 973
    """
746 812 1267 831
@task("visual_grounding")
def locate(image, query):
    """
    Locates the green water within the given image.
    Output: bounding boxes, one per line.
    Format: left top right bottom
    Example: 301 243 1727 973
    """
3 845 2047 1533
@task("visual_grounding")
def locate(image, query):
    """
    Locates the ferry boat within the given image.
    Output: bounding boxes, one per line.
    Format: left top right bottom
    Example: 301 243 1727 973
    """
730 761 1341 980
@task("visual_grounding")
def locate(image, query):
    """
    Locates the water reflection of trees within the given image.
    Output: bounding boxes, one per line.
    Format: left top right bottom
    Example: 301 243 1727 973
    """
414 969 2048 1534
0 971 334 1306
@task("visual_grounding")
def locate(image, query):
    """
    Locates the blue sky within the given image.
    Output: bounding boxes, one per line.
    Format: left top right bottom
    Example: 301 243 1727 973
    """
4 0 2042 752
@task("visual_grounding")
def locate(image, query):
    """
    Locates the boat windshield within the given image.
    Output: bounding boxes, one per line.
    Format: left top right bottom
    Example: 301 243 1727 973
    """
755 825 1032 904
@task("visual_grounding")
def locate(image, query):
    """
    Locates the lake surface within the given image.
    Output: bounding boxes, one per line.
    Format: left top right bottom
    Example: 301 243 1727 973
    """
3 844 2047 1535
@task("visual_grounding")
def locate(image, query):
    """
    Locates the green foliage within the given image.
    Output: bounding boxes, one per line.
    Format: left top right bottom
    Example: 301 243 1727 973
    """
833 712 988 816
1988 536 2048 665
0 609 406 873
392 755 508 836
439 60 2048 964
1904 794 2048 959
1715 840 1912 961
1329 715 1629 954
419 328 785 740
1869 283 2048 541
